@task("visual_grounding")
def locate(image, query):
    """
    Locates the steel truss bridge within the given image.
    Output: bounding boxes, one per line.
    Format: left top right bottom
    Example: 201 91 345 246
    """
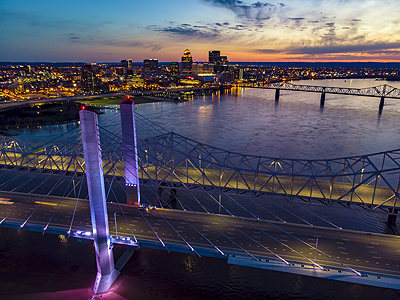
238 82 400 110
1 107 400 293
1 131 400 215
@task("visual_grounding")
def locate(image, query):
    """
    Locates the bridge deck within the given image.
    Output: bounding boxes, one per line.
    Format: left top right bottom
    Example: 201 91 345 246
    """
1 191 400 281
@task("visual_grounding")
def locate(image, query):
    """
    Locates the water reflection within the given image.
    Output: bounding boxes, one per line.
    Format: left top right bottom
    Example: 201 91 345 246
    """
8 79 400 160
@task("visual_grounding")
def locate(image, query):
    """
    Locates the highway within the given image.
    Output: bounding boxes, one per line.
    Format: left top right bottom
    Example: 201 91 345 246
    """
1 190 400 277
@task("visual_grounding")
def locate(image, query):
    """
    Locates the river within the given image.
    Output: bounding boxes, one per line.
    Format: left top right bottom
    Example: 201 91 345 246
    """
1 79 400 300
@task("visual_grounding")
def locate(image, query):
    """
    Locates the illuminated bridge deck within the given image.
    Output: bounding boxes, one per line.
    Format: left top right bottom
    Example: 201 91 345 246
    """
1 191 400 289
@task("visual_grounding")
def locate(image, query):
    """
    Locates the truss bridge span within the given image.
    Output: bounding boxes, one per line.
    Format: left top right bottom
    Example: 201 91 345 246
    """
1 132 399 217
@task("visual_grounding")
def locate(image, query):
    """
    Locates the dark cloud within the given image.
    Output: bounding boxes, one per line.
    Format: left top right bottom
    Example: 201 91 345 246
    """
203 0 279 20
150 24 219 39
351 19 362 22
288 18 305 21
252 48 281 53
325 22 335 27
287 42 400 55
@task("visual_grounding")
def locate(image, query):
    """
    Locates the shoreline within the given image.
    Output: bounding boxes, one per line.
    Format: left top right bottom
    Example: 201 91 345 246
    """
0 96 166 135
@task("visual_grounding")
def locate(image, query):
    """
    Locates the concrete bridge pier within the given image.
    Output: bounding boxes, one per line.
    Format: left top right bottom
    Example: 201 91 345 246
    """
80 110 119 294
275 89 280 102
120 97 140 205
379 96 385 112
320 92 326 107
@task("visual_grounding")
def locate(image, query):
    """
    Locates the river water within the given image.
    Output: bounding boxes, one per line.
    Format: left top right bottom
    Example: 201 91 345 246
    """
2 79 400 300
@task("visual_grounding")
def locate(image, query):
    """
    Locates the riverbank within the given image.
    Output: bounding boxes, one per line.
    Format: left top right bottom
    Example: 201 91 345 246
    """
0 96 164 133
77 95 165 107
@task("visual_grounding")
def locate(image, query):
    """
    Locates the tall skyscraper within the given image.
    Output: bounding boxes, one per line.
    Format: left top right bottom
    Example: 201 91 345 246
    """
121 59 132 69
170 62 180 80
181 49 193 74
208 50 228 73
143 59 158 73
208 50 221 64
81 63 100 93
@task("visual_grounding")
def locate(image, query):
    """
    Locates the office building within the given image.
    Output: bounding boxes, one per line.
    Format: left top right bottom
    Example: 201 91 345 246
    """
81 63 100 93
143 59 158 74
121 59 132 69
170 62 180 79
208 50 228 73
181 49 193 74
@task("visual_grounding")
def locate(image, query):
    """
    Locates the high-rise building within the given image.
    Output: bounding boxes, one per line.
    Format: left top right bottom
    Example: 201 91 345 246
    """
208 51 221 64
170 62 180 79
181 49 193 74
81 63 100 93
208 50 228 73
143 59 158 73
192 62 215 75
121 59 132 69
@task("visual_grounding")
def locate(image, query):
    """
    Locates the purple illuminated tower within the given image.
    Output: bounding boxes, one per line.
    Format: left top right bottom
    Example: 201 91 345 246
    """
120 96 141 205
80 110 119 293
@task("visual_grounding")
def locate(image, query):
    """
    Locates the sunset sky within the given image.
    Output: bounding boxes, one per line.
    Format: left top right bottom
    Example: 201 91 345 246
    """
1 0 400 62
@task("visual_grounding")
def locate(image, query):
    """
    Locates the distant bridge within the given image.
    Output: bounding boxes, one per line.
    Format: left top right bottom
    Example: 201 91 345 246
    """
239 82 400 111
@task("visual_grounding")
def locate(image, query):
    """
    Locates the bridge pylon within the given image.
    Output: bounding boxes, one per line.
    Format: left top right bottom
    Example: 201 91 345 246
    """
120 96 140 205
80 109 119 294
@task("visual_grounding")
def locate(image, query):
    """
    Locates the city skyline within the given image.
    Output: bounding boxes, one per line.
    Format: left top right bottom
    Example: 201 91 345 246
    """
1 0 400 62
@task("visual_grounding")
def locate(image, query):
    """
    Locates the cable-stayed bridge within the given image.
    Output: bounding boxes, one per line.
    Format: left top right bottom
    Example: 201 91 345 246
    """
0 100 400 293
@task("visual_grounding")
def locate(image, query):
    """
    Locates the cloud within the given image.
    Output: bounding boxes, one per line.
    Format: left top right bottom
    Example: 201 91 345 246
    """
287 42 400 55
203 0 279 20
150 24 220 39
252 48 281 53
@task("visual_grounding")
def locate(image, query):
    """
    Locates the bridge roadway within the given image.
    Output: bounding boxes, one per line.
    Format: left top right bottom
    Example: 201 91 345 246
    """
0 151 396 210
1 190 400 280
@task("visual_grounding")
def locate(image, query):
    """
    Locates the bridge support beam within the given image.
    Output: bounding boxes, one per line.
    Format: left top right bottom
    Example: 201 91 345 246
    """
275 89 280 101
120 97 140 206
379 96 385 112
80 110 119 294
320 92 326 107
